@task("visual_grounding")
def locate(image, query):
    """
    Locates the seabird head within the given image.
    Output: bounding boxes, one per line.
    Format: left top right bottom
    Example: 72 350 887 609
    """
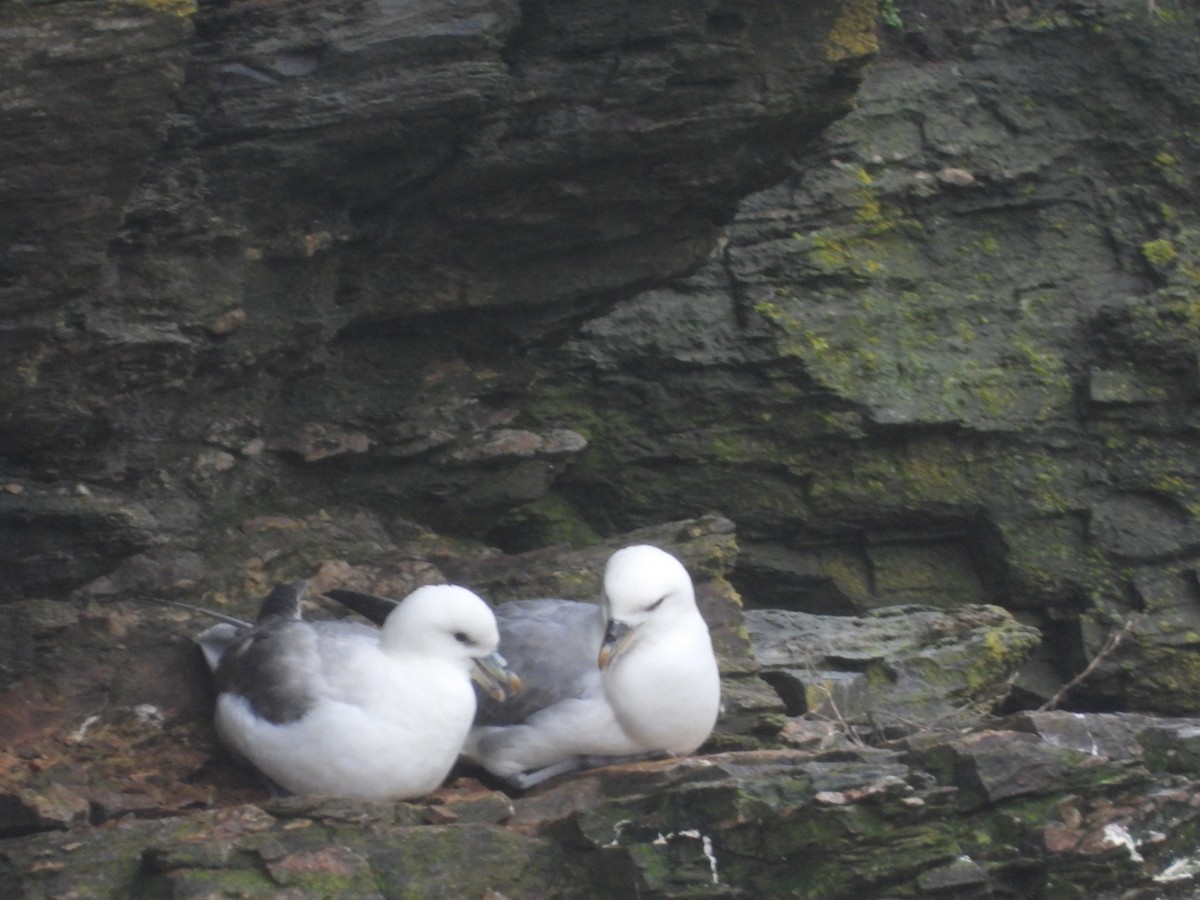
598 544 696 669
380 585 521 702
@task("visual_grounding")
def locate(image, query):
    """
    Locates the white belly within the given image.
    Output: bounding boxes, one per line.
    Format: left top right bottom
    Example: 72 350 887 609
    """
216 656 475 799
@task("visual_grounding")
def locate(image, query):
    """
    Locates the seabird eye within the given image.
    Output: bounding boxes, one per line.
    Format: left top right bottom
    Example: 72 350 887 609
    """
453 631 472 645
646 596 666 613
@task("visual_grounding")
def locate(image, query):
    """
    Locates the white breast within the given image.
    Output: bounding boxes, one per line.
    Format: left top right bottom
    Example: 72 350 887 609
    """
217 651 477 799
604 617 721 754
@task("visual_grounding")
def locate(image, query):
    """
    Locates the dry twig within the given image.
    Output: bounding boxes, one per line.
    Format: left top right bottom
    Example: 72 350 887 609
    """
1037 616 1143 713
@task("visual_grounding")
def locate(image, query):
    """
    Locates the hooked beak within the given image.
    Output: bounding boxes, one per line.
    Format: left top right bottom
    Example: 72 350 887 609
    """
598 619 635 670
471 651 522 702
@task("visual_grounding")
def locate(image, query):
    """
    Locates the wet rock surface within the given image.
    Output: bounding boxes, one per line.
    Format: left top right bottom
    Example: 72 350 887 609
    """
6 721 1200 897
2 518 1199 897
747 603 1041 732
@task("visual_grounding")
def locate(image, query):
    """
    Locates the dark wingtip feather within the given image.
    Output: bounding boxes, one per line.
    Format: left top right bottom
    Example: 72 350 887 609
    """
324 588 398 626
256 580 309 622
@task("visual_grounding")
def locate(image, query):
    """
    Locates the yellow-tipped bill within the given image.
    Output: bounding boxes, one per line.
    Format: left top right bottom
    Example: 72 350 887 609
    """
472 651 523 702
598 619 634 670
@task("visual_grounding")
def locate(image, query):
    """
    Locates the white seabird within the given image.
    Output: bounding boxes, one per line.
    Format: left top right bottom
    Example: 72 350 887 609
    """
195 580 520 800
328 544 721 790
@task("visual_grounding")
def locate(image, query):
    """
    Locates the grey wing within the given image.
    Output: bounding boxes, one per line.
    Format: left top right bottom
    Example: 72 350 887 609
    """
476 599 606 726
215 618 324 725
308 619 384 686
196 622 245 672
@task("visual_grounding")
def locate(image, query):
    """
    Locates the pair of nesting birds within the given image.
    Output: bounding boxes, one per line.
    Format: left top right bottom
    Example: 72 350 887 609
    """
196 545 721 799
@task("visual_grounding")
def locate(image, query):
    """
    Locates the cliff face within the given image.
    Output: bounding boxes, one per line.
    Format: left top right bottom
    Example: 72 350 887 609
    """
531 0 1200 713
0 0 871 599
5 0 1200 895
